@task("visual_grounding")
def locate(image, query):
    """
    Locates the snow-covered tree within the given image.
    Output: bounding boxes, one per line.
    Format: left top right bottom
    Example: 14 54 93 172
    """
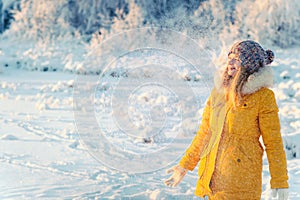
0 0 299 74
219 0 300 48
6 0 71 41
0 0 21 33
67 0 128 36
245 0 300 48
111 0 145 33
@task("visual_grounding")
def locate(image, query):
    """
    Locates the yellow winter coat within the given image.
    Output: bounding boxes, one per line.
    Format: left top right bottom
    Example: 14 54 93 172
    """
179 67 289 199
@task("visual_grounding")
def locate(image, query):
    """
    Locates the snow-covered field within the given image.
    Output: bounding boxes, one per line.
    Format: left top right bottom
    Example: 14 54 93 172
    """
0 66 203 199
0 44 300 199
1 0 300 199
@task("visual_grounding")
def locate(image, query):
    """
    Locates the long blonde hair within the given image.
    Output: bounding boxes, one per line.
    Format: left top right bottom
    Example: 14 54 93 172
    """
222 66 251 107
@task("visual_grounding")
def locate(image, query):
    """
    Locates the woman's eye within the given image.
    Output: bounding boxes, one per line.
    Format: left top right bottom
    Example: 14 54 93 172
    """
229 58 238 62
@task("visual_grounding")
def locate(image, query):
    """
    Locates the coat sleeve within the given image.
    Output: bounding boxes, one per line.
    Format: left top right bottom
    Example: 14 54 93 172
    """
259 89 289 189
179 94 212 171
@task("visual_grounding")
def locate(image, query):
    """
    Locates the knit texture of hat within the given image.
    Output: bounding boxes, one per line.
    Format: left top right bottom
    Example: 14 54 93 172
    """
228 40 274 74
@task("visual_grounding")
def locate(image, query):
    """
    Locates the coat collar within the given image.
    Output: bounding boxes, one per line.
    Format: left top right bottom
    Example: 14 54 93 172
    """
214 65 274 95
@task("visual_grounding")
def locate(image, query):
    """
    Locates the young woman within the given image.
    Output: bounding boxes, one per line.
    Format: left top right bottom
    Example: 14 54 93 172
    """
164 40 289 199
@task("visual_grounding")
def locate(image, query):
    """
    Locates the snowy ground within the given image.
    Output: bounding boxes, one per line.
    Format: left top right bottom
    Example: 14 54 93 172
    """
1 46 300 199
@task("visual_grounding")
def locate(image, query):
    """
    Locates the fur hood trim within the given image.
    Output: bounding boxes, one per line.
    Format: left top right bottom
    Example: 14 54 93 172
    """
214 66 274 95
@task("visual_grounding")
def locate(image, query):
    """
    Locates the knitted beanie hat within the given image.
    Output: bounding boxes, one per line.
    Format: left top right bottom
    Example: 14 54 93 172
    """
228 40 274 74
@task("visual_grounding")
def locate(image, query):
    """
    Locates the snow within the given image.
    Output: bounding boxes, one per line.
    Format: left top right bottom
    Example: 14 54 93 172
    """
0 0 300 199
1 45 300 199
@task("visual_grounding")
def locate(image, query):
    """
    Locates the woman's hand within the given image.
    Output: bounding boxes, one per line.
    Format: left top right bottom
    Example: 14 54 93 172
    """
164 165 188 187
272 188 288 200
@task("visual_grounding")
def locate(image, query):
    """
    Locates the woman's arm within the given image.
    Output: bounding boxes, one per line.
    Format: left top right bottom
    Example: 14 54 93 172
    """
164 92 213 187
179 94 212 171
259 89 289 189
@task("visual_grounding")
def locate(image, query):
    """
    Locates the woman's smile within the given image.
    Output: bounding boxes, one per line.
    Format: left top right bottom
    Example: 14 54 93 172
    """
228 65 237 76
227 53 242 76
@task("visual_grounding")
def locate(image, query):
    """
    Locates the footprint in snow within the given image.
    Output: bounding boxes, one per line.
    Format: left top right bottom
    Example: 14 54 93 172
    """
0 134 19 140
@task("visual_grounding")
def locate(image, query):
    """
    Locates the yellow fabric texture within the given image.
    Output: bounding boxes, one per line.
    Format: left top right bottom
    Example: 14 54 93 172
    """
179 87 288 199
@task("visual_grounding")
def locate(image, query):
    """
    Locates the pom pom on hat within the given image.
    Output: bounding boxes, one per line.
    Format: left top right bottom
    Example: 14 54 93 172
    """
265 49 274 65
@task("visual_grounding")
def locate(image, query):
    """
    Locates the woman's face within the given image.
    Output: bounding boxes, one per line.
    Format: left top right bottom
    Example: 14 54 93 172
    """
227 53 242 77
